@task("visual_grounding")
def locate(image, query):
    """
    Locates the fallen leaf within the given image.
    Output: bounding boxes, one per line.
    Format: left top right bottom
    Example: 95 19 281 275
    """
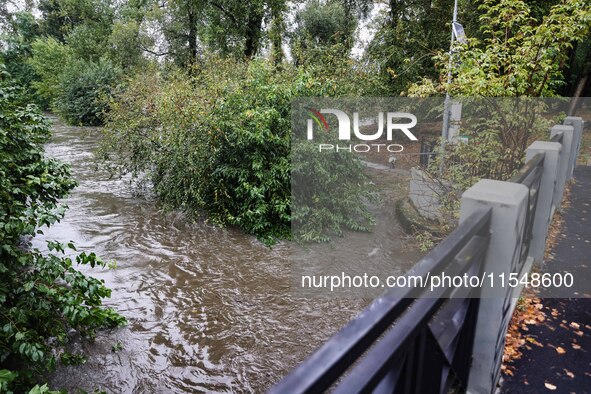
502 295 546 373
556 347 566 354
545 382 557 390
572 343 581 350
570 322 580 330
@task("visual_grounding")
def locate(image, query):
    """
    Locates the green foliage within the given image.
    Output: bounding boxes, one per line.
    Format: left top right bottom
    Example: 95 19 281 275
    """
0 12 42 105
60 352 86 366
367 0 454 94
28 37 73 106
290 0 357 66
0 72 125 391
408 0 591 98
107 20 149 70
405 0 591 227
145 0 274 65
54 58 122 126
291 136 376 243
8 0 143 122
102 58 380 244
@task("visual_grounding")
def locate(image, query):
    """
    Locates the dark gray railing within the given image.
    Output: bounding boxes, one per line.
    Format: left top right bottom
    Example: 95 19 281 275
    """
510 152 545 266
272 116 584 394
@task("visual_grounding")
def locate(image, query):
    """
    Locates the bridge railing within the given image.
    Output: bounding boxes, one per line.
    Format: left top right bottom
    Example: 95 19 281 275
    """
271 116 584 394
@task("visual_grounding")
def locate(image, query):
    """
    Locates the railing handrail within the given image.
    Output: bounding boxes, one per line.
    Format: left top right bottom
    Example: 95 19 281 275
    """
332 235 490 394
509 152 545 184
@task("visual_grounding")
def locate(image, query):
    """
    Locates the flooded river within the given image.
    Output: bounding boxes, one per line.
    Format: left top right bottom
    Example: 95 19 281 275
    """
38 117 420 393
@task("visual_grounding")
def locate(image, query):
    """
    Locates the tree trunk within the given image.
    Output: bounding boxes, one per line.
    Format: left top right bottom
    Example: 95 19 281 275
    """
389 0 401 29
270 9 284 67
568 69 589 116
187 3 198 66
243 6 264 59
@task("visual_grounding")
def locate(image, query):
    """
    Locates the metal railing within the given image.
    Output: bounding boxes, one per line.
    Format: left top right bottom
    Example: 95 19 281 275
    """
272 117 585 394
510 152 545 266
271 209 492 394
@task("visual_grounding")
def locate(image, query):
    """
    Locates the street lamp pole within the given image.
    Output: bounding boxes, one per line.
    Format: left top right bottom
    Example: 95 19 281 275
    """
441 0 459 142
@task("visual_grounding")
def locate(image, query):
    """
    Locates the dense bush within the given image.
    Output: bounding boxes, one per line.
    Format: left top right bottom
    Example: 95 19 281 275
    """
102 58 379 244
54 58 121 126
0 70 125 391
28 37 73 107
0 12 43 107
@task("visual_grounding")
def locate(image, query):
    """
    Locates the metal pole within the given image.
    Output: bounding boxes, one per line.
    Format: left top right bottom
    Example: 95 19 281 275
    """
439 0 459 175
441 0 458 142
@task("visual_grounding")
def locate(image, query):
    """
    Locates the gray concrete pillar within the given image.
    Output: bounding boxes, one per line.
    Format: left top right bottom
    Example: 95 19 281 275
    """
550 125 574 209
460 180 529 394
563 116 584 176
525 142 562 264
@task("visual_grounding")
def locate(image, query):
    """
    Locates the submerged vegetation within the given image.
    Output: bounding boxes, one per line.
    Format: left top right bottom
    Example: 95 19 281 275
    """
102 56 381 243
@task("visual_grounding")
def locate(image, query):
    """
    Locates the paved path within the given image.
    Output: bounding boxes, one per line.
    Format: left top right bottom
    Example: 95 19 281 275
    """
500 166 591 393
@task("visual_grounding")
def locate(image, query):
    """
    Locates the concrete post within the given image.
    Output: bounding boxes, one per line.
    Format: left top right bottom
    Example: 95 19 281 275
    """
563 116 584 176
525 142 562 265
550 125 574 209
460 180 529 394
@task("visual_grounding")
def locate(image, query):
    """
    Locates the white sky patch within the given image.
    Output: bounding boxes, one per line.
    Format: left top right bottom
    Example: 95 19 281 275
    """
352 2 387 59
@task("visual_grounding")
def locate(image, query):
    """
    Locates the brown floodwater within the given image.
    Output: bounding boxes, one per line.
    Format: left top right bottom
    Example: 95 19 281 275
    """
37 117 421 393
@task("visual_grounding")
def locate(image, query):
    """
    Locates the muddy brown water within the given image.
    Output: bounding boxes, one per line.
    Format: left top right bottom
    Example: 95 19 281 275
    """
37 117 420 393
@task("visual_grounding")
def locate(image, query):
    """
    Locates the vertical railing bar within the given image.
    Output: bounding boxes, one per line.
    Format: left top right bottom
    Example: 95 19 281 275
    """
413 327 428 394
404 340 415 394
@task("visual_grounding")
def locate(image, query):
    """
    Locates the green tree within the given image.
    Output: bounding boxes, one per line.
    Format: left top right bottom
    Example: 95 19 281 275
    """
407 0 591 223
290 0 358 66
28 37 73 106
409 0 591 97
107 20 150 70
0 12 41 103
367 0 455 94
54 58 122 126
408 0 591 167
102 57 382 243
150 0 275 65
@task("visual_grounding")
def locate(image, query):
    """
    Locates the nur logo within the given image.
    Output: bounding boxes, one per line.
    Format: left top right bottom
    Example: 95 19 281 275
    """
305 108 418 153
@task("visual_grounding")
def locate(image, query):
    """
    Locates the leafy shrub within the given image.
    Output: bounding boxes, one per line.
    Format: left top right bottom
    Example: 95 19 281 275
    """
0 12 42 107
28 37 73 107
103 58 379 244
0 71 125 391
290 0 356 66
55 58 121 126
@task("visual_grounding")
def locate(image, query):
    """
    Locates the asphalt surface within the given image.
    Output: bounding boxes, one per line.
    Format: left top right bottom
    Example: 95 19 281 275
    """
500 166 591 393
